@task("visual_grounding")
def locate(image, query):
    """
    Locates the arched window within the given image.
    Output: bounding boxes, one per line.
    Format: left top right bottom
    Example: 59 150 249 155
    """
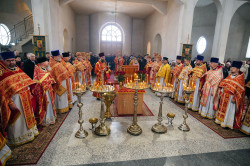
101 24 122 42
0 24 11 45
196 36 207 54
100 24 123 55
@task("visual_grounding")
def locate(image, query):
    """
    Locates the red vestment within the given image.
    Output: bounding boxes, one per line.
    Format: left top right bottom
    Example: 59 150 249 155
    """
0 61 36 131
114 56 125 72
200 66 223 110
216 73 245 129
30 65 56 125
93 60 111 98
171 63 184 85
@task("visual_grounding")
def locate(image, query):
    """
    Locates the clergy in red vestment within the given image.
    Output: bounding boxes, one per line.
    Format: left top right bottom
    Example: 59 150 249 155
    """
0 51 38 146
61 52 77 108
170 56 183 98
199 57 223 119
114 51 125 72
93 52 111 99
215 61 245 129
31 57 56 126
49 50 70 113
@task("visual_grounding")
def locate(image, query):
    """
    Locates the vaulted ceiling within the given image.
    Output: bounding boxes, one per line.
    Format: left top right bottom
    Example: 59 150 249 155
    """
61 0 169 19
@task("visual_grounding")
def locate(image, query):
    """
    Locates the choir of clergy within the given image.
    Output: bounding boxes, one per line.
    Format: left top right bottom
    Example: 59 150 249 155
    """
0 50 250 165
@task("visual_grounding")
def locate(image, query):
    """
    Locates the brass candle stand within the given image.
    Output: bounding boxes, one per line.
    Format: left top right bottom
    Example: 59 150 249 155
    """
151 85 174 133
104 92 116 119
73 88 88 138
89 85 115 136
124 76 150 136
178 87 194 132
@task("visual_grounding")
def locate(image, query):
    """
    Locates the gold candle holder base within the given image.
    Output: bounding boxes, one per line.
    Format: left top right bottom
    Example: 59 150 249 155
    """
127 124 142 136
75 129 88 138
95 125 111 136
152 124 167 133
104 92 116 119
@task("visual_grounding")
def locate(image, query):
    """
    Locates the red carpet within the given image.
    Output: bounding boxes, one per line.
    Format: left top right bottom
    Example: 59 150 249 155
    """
6 111 70 165
169 99 249 139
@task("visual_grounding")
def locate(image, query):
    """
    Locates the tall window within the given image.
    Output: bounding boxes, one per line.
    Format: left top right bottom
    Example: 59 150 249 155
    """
0 24 11 45
100 24 123 55
246 37 250 58
196 36 207 54
101 24 122 42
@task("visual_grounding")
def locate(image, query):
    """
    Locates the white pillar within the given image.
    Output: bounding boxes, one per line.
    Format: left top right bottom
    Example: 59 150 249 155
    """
211 0 247 63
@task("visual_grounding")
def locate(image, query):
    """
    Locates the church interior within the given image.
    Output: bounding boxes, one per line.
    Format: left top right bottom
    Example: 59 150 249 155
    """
0 0 250 165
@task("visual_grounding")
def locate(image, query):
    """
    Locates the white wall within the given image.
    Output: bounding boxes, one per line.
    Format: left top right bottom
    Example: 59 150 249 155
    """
191 3 217 61
144 11 164 56
240 22 250 60
89 12 132 56
225 12 246 61
131 19 144 56
32 0 76 53
75 15 89 52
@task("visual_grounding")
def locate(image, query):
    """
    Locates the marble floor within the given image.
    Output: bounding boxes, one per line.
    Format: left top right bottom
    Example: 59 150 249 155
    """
33 89 250 166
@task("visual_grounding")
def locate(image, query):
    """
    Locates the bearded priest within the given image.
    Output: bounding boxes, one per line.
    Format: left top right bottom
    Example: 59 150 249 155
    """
93 52 111 99
199 57 223 119
49 50 70 113
31 57 56 126
215 61 245 129
0 51 38 146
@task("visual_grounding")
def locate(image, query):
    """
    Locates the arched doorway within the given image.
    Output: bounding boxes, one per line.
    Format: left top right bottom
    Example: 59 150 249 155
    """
191 0 218 61
153 34 162 55
147 41 151 55
63 29 69 52
100 23 123 56
225 3 250 61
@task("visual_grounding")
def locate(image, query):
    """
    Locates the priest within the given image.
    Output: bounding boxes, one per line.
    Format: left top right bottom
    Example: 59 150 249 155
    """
82 52 91 86
31 57 56 126
61 52 77 108
114 51 125 72
156 57 171 86
73 52 86 84
150 54 162 85
199 57 223 119
0 51 38 146
170 56 183 98
93 52 111 99
49 50 70 113
188 55 207 111
86 52 93 86
175 57 192 103
215 61 245 129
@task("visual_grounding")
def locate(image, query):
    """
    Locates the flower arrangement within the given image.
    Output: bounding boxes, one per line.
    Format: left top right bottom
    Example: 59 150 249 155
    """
116 71 126 82
136 70 147 81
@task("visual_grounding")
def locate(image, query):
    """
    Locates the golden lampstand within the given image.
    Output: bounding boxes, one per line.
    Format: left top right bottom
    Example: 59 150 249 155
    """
178 88 194 132
89 118 98 130
104 92 116 119
73 84 88 139
151 85 174 133
89 85 115 136
124 77 150 136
